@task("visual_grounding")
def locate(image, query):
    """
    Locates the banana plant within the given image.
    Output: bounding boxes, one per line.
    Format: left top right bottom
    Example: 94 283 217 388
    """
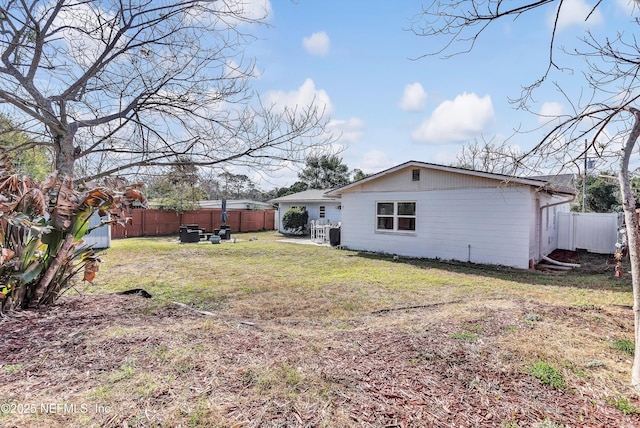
0 154 147 313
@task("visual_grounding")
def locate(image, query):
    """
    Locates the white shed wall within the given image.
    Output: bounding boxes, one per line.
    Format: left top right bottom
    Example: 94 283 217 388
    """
340 186 533 268
82 212 111 249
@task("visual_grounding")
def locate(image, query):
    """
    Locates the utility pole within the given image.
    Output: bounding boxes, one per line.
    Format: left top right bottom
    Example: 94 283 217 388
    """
582 139 587 212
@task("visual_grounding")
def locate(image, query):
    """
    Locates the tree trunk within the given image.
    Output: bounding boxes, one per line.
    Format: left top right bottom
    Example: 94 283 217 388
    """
31 232 75 307
52 129 77 179
619 107 640 391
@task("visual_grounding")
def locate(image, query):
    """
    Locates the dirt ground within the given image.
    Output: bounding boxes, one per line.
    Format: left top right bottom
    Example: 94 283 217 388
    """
2 291 640 427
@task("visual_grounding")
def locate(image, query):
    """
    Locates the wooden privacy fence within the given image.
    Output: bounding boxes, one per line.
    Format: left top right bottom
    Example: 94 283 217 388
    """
111 208 276 239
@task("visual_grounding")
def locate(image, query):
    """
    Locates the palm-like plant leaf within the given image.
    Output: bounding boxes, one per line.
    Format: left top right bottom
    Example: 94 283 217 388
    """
50 176 79 231
0 153 147 311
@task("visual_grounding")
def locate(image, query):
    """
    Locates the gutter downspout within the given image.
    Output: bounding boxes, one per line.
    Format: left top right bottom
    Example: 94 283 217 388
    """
538 191 578 263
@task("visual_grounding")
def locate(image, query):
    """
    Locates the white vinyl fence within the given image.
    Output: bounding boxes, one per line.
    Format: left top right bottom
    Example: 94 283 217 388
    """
557 212 623 254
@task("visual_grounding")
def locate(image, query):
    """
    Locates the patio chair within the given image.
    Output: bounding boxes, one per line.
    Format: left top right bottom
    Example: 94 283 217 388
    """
315 223 326 242
309 220 316 240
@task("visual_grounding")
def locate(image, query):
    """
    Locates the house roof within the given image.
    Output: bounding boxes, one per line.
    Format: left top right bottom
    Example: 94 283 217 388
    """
269 189 340 203
527 174 577 195
325 161 577 197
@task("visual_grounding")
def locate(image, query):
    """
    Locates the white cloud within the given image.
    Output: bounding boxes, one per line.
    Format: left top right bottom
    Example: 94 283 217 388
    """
252 161 299 189
240 0 273 20
52 3 125 67
264 78 334 117
225 60 260 79
399 83 427 112
538 101 565 124
411 93 494 144
433 146 462 165
616 0 639 14
328 118 365 144
358 150 394 173
303 32 330 56
214 0 273 23
552 0 603 30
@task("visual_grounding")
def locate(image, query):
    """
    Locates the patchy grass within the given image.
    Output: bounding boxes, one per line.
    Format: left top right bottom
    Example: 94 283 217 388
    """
88 232 633 316
2 363 24 375
1 231 639 427
612 338 635 356
610 397 640 415
450 331 479 341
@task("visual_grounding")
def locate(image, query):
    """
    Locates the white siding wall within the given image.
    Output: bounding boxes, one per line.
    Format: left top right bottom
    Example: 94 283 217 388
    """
348 167 502 192
539 195 572 257
322 204 342 224
529 194 539 264
340 186 533 268
277 202 341 232
277 202 295 233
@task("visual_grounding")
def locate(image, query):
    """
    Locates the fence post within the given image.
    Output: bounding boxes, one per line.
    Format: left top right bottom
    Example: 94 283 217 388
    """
142 209 146 237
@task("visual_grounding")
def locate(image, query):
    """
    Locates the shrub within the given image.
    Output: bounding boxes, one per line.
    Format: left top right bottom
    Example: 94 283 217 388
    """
528 362 565 389
282 207 308 235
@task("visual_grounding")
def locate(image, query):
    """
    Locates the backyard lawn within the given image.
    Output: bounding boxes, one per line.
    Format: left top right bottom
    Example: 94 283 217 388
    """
1 231 640 427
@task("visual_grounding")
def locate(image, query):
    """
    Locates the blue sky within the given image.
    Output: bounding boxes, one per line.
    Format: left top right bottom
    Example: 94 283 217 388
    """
241 0 638 188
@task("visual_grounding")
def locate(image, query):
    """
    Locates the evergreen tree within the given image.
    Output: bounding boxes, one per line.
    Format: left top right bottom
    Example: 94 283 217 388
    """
298 155 350 189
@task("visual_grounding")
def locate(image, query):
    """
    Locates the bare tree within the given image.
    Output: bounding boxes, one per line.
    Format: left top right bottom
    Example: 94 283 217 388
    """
412 1 640 391
453 138 524 175
0 0 331 183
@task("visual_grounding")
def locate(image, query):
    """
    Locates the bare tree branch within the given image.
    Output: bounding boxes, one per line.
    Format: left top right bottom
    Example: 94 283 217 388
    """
0 0 333 182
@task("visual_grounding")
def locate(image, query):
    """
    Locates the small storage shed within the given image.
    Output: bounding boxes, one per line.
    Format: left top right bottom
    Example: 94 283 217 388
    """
82 211 111 249
270 189 341 234
325 161 576 269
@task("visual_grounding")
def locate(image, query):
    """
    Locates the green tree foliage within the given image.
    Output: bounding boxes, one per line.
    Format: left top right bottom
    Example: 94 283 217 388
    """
145 159 206 212
275 181 309 198
351 169 369 182
217 172 259 199
574 175 640 213
583 175 620 213
0 115 51 181
298 155 350 189
281 207 308 235
150 168 273 207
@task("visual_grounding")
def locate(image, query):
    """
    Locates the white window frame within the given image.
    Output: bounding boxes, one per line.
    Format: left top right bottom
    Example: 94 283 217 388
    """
375 201 417 233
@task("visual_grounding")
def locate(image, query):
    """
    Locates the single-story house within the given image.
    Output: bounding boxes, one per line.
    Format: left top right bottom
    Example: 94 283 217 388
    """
269 189 341 233
324 161 577 269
